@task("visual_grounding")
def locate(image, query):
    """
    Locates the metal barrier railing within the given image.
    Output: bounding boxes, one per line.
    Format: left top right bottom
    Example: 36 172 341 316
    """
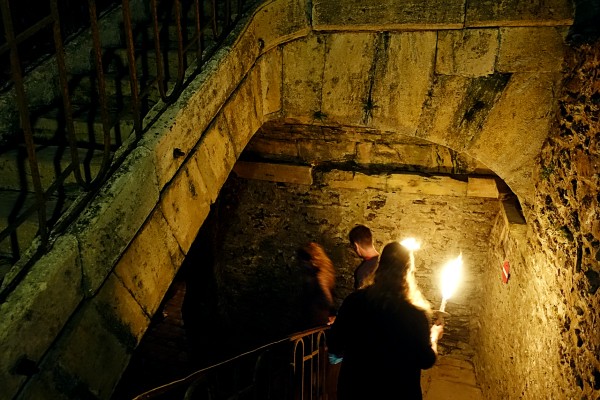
0 0 247 297
131 326 334 400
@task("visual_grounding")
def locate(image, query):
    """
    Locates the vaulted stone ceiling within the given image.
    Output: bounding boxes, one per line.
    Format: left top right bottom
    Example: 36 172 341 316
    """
246 1 569 210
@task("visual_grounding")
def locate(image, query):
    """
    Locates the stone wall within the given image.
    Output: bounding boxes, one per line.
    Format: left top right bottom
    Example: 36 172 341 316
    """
209 168 502 358
474 42 600 399
0 0 574 398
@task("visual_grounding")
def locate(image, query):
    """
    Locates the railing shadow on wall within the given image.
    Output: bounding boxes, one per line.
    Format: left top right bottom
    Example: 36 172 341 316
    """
0 0 249 299
131 326 337 400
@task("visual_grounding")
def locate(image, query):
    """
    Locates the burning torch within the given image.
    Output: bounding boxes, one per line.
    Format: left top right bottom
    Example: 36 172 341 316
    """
400 237 420 274
436 253 463 325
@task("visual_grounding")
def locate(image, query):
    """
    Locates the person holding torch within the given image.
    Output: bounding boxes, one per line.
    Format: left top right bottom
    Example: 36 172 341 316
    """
328 241 443 400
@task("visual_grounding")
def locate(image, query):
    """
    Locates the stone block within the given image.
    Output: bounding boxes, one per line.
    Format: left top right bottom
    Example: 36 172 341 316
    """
297 139 356 163
18 372 71 400
259 47 283 118
72 147 159 296
497 27 566 73
32 299 134 399
321 33 377 125
252 0 310 52
312 0 465 30
325 171 387 190
467 177 499 198
233 161 313 185
502 199 526 225
416 74 471 148
114 208 184 316
245 136 299 158
93 272 150 344
145 13 261 190
356 142 437 169
371 31 437 134
194 113 238 203
391 143 437 168
465 0 573 27
142 49 231 190
282 35 326 123
468 72 562 206
0 235 83 399
223 66 264 157
356 142 374 164
161 153 211 254
436 29 499 77
387 174 468 196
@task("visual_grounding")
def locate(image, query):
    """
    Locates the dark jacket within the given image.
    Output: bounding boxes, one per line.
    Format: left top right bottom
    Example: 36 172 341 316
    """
327 289 436 400
354 256 378 290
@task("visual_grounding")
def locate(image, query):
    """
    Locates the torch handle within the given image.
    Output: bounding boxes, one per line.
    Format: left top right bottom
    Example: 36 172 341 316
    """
440 298 447 313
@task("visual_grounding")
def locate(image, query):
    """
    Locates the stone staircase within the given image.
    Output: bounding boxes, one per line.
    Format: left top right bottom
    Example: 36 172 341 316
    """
0 0 229 281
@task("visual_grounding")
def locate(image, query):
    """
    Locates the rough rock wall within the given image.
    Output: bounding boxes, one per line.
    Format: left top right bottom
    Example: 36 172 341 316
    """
210 171 501 356
474 42 600 399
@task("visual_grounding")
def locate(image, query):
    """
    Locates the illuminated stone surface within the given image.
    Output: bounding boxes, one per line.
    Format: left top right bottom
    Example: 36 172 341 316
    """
114 208 183 317
233 161 313 185
161 155 211 253
2 1 586 399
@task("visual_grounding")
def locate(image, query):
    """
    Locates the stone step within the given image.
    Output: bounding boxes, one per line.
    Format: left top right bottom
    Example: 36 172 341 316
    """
0 189 77 257
104 46 201 78
31 101 142 146
139 20 214 44
68 73 162 105
67 27 218 104
0 145 109 192
0 255 11 287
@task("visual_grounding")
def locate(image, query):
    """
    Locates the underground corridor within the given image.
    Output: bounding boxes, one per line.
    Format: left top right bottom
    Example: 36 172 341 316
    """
0 1 598 399
113 108 599 400
113 127 506 398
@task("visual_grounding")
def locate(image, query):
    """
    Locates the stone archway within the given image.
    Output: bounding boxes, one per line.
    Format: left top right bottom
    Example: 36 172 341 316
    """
0 0 574 398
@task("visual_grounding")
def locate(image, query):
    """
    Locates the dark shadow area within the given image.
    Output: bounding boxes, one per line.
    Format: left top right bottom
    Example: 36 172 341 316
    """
567 0 600 44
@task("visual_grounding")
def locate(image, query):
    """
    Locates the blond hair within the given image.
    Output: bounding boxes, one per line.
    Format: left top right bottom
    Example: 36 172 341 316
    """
301 242 335 304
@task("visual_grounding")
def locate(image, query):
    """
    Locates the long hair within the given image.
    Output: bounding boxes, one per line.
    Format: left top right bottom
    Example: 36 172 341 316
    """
299 242 335 305
369 241 431 312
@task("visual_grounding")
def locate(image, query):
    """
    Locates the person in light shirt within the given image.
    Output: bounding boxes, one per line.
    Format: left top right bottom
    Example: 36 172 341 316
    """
348 225 380 290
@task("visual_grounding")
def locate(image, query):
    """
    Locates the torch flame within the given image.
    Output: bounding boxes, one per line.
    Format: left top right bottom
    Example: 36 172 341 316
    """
400 237 420 251
441 253 463 301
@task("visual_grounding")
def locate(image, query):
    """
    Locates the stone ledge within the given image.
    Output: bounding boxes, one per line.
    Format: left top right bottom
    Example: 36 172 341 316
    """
387 174 468 196
113 208 183 317
465 0 573 28
233 161 313 185
160 155 212 254
0 235 83 399
467 177 499 198
312 0 465 31
70 147 160 297
502 199 526 225
321 170 473 197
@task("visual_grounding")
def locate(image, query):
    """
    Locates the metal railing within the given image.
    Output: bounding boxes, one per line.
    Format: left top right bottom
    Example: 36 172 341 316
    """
0 0 248 296
132 326 335 400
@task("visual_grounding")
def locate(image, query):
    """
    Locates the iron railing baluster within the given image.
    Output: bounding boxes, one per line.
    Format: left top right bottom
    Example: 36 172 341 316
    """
50 0 87 188
151 0 168 101
194 0 203 62
0 0 47 245
88 0 114 179
131 326 333 400
0 0 251 296
121 0 143 137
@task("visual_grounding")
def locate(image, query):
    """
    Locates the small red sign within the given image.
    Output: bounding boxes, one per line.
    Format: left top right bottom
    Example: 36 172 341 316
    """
502 260 510 284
